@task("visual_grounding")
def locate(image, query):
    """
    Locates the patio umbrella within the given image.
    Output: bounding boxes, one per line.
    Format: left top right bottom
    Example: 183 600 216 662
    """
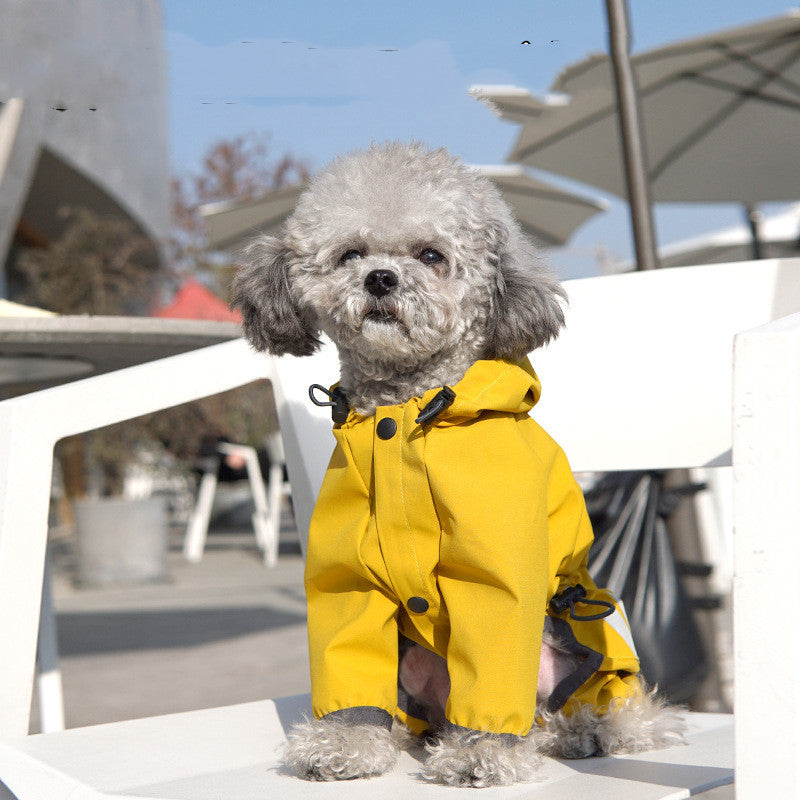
199 167 605 252
469 165 606 246
200 183 305 251
473 11 800 259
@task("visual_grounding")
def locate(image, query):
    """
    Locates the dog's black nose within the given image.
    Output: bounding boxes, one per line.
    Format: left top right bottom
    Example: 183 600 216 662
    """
364 269 398 298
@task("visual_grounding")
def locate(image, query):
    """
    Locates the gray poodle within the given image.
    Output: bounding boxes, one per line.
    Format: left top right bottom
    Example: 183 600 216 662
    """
232 142 683 787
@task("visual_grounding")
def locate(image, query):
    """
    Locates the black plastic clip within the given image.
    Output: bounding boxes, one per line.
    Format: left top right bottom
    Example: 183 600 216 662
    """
415 386 456 424
309 384 350 424
549 584 616 622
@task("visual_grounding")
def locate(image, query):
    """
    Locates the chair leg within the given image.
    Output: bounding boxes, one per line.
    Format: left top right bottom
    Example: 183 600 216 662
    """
267 464 286 566
733 319 800 799
36 547 65 733
240 448 274 567
183 465 219 563
0 411 55 739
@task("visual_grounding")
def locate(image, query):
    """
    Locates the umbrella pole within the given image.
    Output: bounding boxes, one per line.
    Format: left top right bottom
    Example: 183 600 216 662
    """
604 0 660 271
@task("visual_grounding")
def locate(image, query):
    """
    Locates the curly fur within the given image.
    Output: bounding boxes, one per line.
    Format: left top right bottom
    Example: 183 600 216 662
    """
390 718 421 751
232 141 565 415
232 237 321 356
537 686 686 759
283 716 399 781
422 727 545 787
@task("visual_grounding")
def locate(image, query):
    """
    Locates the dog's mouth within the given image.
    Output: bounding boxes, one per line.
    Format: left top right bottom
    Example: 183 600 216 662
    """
362 301 404 327
364 308 400 325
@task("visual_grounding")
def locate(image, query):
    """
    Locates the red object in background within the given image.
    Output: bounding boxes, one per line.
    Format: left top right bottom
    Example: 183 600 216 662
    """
153 278 242 323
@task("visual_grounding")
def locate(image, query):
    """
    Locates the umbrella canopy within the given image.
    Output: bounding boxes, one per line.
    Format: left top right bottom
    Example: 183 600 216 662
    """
467 165 606 246
200 166 605 252
468 85 566 123
475 12 800 205
200 183 304 252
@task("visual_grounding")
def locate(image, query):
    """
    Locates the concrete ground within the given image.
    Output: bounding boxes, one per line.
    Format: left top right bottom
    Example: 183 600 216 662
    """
33 496 733 798
35 500 310 732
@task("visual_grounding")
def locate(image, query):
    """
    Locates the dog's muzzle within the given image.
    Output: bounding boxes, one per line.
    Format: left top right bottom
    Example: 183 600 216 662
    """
364 269 398 298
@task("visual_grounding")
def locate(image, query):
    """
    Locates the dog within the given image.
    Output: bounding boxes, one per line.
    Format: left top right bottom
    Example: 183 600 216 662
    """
232 142 684 787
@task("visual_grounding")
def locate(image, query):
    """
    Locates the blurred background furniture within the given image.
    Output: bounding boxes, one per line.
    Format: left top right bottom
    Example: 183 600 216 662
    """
183 433 290 567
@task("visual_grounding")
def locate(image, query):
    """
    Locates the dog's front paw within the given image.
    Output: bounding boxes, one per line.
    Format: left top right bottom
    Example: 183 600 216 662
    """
283 715 398 781
422 726 542 787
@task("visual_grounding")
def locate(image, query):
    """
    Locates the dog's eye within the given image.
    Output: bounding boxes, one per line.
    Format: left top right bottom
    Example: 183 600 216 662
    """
339 249 363 263
419 248 444 266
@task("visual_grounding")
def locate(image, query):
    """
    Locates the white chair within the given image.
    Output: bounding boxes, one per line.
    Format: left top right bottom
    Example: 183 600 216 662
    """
2 258 799 799
182 434 289 567
0 340 275 740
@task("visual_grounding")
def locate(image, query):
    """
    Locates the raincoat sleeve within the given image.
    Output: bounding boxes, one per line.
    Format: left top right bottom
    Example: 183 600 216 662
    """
304 441 400 721
426 414 551 736
543 442 643 713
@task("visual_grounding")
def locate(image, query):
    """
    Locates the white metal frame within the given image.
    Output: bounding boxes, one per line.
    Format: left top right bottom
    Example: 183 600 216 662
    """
182 454 221 563
0 339 274 739
733 314 800 797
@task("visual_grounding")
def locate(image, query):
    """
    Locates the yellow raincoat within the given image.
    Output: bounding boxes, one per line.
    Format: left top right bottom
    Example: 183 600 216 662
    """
306 358 640 737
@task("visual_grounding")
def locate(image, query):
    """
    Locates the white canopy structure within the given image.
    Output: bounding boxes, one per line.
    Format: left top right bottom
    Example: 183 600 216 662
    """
201 166 606 252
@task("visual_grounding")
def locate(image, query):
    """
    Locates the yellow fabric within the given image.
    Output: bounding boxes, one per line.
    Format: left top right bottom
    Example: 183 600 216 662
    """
561 671 643 718
395 706 432 737
305 358 640 737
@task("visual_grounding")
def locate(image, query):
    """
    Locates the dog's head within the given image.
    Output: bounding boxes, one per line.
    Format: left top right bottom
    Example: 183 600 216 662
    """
232 142 565 371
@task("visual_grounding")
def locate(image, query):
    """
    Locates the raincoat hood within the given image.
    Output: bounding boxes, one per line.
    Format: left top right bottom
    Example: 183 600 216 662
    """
340 357 542 428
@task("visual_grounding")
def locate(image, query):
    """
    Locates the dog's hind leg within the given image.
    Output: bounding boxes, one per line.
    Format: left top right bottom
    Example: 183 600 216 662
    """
537 679 686 759
398 641 450 729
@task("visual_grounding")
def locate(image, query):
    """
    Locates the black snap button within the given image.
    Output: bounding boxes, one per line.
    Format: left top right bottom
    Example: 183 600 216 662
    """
407 596 429 614
376 418 397 440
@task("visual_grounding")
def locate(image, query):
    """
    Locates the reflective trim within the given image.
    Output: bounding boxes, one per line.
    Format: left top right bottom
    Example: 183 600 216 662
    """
605 600 638 657
440 719 520 746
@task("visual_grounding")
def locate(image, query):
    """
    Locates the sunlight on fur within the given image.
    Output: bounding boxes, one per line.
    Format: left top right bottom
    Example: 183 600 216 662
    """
537 685 686 759
283 716 398 781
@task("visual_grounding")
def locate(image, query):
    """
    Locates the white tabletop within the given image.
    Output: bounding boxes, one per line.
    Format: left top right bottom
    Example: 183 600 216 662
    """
0 315 241 398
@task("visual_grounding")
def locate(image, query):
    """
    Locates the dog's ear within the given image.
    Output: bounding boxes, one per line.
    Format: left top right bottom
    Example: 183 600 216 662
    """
231 236 322 356
483 219 566 360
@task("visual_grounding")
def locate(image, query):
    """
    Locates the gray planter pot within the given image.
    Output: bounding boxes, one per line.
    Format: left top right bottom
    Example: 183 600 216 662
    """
74 495 168 587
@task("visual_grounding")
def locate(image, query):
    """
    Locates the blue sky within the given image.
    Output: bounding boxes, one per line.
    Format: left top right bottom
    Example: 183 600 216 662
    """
163 1 798 277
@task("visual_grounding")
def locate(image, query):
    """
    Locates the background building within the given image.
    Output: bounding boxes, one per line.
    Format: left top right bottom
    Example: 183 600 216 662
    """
0 0 168 299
